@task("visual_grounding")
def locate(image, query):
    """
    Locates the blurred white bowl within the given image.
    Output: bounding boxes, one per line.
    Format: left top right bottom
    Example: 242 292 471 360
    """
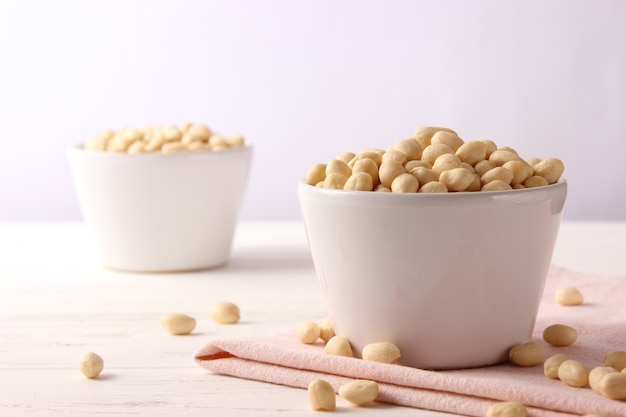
67 145 252 272
298 180 567 369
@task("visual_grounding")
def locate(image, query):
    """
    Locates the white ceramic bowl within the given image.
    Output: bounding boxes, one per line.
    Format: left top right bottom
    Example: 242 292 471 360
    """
68 145 252 272
298 180 567 369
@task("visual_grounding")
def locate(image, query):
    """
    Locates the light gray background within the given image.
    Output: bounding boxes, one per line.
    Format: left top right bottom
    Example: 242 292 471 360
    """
1 0 625 221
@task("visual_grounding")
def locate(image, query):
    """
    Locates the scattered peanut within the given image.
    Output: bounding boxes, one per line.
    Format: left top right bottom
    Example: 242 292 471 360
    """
555 286 584 306
297 320 321 344
209 301 240 324
324 336 354 357
486 401 528 417
308 379 336 411
338 380 379 406
558 359 589 387
306 126 564 193
508 342 544 367
544 353 569 379
589 366 619 394
160 313 196 335
79 352 104 378
318 320 335 343
601 351 626 371
84 123 245 154
543 324 578 346
597 371 626 400
361 342 401 364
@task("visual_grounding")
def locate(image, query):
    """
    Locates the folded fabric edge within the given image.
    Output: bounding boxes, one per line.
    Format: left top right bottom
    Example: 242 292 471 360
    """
195 355 579 417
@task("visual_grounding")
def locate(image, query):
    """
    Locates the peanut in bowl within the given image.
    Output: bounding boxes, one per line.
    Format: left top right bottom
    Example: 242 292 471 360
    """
67 123 252 273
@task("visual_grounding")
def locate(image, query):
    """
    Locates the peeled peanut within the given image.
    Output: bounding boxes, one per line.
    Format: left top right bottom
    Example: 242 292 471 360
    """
391 172 419 193
390 138 422 161
486 401 528 417
431 130 463 151
601 351 626 371
336 152 356 164
308 379 336 411
474 159 495 176
533 158 565 184
410 166 439 186
589 366 619 394
439 167 474 191
482 139 498 158
544 353 569 379
160 313 196 335
324 336 354 357
209 301 240 324
421 143 454 165
352 158 379 186
404 159 431 171
543 324 577 347
481 180 512 192
489 149 520 166
413 126 456 149
378 159 406 188
338 380 379 406
509 342 544 367
326 159 352 178
523 175 549 188
323 173 348 189
432 153 462 173
344 172 374 191
481 167 513 186
454 140 487 166
354 150 383 167
526 157 541 166
598 372 626 400
558 359 589 387
79 352 104 378
306 163 327 185
555 286 584 306
318 320 335 343
361 342 401 364
382 149 408 165
503 160 533 185
297 320 321 344
418 181 448 193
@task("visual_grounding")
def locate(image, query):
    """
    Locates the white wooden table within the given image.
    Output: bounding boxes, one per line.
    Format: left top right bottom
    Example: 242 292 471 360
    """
1 221 624 416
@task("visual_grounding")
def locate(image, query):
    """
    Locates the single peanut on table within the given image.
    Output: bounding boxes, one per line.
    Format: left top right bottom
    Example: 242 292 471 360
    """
79 352 104 378
160 313 196 335
308 379 336 411
209 301 240 324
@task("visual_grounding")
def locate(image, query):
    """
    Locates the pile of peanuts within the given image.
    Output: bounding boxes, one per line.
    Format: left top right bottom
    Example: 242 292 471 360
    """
83 122 245 154
505 284 626 416
297 320 402 411
306 126 564 193
79 301 240 379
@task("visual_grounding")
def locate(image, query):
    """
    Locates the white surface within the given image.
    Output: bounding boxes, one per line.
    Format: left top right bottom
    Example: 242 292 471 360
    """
67 145 252 271
298 181 566 369
0 221 625 416
1 0 626 222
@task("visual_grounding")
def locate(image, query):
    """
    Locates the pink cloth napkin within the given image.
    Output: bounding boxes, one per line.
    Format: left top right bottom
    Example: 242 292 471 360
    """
195 267 626 417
